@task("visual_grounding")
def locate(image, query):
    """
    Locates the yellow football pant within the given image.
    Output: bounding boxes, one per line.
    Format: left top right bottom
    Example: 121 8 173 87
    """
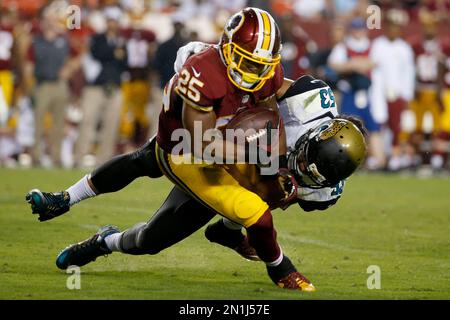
120 80 150 138
0 70 13 108
410 89 441 133
440 89 450 133
155 145 269 228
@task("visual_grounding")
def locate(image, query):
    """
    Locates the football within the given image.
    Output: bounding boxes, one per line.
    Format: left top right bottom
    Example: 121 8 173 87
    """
224 107 280 133
221 107 286 208
222 107 281 148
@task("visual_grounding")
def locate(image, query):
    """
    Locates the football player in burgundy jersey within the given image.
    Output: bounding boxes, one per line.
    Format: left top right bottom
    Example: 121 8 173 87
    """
27 7 312 291
26 8 366 291
120 23 156 148
409 16 443 166
0 9 15 124
434 38 450 169
409 16 450 170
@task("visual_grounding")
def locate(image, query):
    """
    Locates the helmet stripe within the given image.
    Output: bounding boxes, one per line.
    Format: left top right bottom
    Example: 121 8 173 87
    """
254 8 265 53
261 11 272 51
268 13 276 53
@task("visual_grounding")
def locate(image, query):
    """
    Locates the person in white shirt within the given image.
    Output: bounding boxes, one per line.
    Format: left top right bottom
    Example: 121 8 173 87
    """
370 9 416 171
328 17 385 170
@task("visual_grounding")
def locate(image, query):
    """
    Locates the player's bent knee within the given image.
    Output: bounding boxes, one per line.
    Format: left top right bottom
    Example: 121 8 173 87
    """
232 190 268 228
131 138 163 178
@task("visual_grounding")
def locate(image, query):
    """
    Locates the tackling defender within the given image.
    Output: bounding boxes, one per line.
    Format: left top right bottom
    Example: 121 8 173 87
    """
26 8 367 291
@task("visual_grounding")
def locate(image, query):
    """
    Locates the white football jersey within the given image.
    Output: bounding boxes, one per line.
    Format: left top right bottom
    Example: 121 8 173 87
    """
278 75 344 205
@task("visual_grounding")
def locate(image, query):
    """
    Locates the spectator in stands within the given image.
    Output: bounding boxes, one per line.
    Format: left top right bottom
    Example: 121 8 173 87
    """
292 0 327 21
152 20 188 90
75 6 127 167
0 8 17 166
309 21 345 90
328 17 386 170
334 0 372 21
28 8 72 167
0 8 16 126
278 14 314 79
418 0 450 23
370 9 416 171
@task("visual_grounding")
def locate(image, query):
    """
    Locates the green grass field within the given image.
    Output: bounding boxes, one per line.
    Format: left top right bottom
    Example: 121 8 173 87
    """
0 168 449 300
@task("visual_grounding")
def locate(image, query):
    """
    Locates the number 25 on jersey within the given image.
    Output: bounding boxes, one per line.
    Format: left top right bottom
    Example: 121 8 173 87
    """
177 69 204 103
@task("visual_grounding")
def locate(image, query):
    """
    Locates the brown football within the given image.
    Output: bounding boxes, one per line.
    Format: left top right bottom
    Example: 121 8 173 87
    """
221 107 280 148
224 107 280 132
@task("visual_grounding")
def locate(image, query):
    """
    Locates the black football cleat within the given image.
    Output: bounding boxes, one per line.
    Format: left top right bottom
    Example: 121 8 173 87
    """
26 189 70 222
56 225 120 270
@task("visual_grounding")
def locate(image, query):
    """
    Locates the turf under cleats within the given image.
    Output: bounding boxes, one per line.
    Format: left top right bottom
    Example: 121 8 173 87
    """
56 225 120 270
26 189 70 222
205 220 260 261
276 271 316 292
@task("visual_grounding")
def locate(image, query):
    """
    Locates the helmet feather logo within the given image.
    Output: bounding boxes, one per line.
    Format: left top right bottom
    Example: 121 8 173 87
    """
318 121 347 141
225 13 244 38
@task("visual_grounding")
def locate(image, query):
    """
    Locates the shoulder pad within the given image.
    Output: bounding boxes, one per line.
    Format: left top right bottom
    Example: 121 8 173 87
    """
278 75 338 126
279 75 329 100
175 48 227 110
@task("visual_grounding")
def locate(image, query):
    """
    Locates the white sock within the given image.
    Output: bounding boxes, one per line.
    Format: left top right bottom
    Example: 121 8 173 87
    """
66 175 97 206
104 232 123 252
222 217 242 230
265 248 283 267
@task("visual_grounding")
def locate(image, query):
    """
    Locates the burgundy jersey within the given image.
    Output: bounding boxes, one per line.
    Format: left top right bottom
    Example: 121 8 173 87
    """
157 46 284 153
0 25 14 71
122 28 156 80
410 37 441 89
411 37 441 89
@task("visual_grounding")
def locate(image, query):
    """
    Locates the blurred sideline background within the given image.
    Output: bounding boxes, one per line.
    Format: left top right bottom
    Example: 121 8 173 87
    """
0 0 449 176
